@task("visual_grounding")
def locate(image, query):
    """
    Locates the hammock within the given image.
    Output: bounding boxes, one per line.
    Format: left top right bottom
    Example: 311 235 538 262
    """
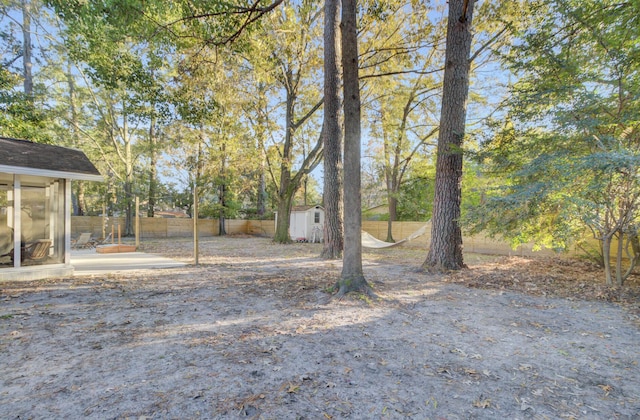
361 223 429 249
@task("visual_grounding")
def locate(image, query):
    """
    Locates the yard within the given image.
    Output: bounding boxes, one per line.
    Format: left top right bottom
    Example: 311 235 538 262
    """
1 236 639 419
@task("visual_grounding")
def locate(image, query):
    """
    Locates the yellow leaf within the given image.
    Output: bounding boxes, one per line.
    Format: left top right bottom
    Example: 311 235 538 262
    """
598 384 613 395
473 398 491 408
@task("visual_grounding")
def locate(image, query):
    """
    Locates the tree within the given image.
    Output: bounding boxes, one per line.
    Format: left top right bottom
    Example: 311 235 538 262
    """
48 0 287 221
65 60 89 215
320 0 343 259
246 0 324 244
335 0 372 296
147 114 158 217
21 0 32 96
357 0 443 243
0 0 54 142
167 46 257 227
469 0 640 285
241 82 277 219
422 0 476 271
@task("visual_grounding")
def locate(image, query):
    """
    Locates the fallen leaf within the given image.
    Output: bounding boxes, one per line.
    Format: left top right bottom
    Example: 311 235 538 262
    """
464 368 479 376
473 398 491 408
598 384 613 395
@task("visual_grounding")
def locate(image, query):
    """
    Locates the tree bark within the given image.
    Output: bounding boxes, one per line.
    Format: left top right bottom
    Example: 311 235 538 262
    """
602 234 613 285
67 62 85 216
386 195 397 243
257 162 267 218
123 116 134 236
321 0 344 260
219 183 227 236
337 0 372 296
148 116 157 218
383 115 396 243
255 86 269 218
76 182 86 216
274 194 294 243
217 141 228 236
22 0 33 97
423 0 475 271
273 70 298 244
193 134 205 264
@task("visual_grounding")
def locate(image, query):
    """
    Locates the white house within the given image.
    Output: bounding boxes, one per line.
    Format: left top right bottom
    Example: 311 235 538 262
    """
289 205 324 242
0 137 102 281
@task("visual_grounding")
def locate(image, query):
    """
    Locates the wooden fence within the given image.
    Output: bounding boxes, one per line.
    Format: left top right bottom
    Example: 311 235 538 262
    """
361 221 568 257
71 216 576 258
71 216 275 240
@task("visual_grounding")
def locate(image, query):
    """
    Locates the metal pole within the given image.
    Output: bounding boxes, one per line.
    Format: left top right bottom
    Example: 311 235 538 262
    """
135 196 140 249
193 184 199 266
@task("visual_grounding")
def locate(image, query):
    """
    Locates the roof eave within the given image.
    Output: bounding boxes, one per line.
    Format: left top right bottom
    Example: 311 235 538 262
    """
0 165 104 182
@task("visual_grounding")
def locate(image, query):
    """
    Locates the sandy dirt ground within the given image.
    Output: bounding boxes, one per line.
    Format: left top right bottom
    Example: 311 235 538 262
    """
1 236 639 419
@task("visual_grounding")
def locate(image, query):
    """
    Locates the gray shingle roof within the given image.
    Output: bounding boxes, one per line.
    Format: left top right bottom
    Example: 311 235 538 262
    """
0 137 102 181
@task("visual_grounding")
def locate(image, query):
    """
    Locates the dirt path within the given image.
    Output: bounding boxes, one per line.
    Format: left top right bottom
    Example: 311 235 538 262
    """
1 237 639 419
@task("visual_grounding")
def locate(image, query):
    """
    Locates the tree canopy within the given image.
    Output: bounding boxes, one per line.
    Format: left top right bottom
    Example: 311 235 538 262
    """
469 0 640 284
2 0 636 285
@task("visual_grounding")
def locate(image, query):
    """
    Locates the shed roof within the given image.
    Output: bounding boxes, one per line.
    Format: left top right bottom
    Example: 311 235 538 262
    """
0 137 103 181
291 205 324 212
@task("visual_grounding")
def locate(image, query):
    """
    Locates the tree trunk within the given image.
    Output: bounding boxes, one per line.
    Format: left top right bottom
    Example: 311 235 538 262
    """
257 154 267 218
193 135 204 264
124 117 134 236
602 234 613 285
423 0 475 272
386 195 397 243
193 182 199 266
217 142 228 236
219 183 227 236
124 179 133 236
67 62 85 216
321 0 344 260
273 71 297 244
107 174 116 216
337 0 371 296
148 116 157 218
22 0 33 97
383 117 395 243
256 88 268 219
275 195 294 243
76 182 86 216
615 231 623 286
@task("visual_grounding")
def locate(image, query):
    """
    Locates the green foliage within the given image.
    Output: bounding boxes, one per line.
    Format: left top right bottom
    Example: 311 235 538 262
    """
396 157 435 221
0 3 55 143
470 0 640 283
0 90 53 142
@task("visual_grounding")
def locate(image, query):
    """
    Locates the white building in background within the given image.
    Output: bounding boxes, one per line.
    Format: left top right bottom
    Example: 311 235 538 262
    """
275 205 324 243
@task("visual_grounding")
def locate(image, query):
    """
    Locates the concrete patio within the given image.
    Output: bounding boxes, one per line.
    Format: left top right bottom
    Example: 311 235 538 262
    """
71 249 187 275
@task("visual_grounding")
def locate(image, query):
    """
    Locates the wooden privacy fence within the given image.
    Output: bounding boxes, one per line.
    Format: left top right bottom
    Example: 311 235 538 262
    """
71 216 584 258
360 221 571 257
71 216 275 239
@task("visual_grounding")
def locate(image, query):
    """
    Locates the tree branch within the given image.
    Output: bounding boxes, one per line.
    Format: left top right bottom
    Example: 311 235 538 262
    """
360 67 444 80
468 24 509 64
292 97 324 130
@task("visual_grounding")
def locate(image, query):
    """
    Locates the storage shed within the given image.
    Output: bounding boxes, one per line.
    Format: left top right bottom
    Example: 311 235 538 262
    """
289 205 324 242
0 137 103 281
